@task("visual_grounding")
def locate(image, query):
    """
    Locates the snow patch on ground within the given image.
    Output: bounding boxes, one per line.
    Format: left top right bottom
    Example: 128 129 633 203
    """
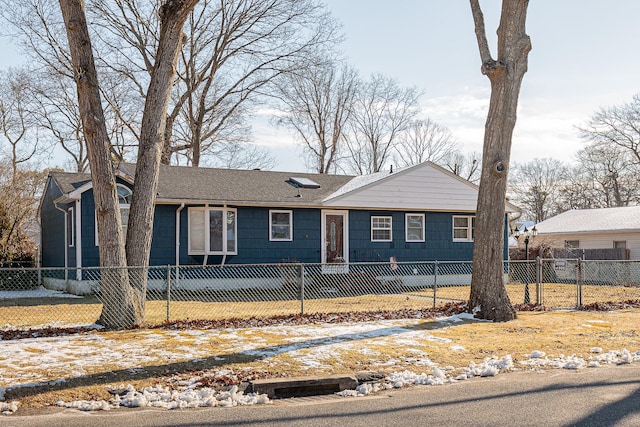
56 384 270 411
0 287 82 300
2 312 640 415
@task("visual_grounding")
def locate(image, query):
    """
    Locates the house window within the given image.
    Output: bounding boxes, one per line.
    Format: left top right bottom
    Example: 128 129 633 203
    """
565 240 579 249
405 214 425 242
95 185 132 246
68 207 75 247
371 216 392 242
453 216 475 242
614 241 626 249
270 210 293 241
188 207 237 255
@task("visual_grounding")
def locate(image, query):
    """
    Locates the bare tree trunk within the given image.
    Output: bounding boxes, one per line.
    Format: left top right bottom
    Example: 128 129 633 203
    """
59 0 140 327
125 0 199 312
468 0 531 321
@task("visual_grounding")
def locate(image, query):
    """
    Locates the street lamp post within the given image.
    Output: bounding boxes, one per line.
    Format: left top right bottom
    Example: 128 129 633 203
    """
514 225 537 304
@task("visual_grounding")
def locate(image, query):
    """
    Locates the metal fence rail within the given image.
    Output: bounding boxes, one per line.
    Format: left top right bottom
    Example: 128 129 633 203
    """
1 259 639 329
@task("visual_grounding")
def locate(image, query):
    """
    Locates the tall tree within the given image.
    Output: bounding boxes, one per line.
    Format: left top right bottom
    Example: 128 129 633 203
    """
468 0 531 321
577 93 640 166
509 158 569 222
275 62 358 173
440 150 482 183
59 0 198 328
88 0 339 167
0 68 40 178
393 118 458 168
3 0 338 169
559 144 640 210
0 163 44 262
343 74 421 174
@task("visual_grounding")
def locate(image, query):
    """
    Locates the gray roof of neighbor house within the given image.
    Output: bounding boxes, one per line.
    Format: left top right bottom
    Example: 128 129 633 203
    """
49 164 354 207
535 206 640 234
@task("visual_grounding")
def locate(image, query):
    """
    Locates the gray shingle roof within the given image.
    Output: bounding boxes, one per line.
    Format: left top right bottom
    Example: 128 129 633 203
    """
49 171 92 194
50 165 354 207
535 206 640 234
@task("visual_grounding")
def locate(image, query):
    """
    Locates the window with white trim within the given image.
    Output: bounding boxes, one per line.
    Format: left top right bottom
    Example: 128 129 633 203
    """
371 216 392 242
270 210 293 241
405 214 425 242
95 185 132 246
68 207 75 247
188 207 237 255
565 240 579 249
614 241 626 249
452 215 475 242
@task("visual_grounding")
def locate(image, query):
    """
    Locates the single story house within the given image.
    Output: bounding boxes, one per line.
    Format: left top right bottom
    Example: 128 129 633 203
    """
39 161 517 292
534 206 640 260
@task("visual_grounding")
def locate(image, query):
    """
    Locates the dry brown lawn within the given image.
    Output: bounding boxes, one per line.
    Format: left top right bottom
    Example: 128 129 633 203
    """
3 282 639 328
2 306 640 411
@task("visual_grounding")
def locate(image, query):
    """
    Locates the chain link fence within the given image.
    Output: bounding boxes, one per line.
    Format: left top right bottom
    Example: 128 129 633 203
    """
1 259 640 329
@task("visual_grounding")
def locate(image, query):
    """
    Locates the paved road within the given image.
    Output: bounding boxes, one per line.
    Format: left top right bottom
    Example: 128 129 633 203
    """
4 365 640 427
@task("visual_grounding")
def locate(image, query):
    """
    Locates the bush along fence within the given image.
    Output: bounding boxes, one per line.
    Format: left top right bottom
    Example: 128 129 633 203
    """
1 259 640 329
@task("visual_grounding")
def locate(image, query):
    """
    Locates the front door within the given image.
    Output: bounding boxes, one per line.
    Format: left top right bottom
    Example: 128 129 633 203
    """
322 210 348 264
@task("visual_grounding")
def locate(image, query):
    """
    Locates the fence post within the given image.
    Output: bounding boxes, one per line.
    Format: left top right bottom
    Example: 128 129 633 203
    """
433 261 438 308
299 264 305 315
576 259 583 309
535 257 542 305
166 264 171 322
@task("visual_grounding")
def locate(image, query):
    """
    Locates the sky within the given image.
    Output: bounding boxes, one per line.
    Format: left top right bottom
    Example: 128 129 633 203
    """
260 0 640 172
1 289 638 413
1 1 639 173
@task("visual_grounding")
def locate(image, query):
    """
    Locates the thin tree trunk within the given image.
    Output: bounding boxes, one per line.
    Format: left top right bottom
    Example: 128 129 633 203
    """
468 0 531 321
125 0 199 313
59 0 140 327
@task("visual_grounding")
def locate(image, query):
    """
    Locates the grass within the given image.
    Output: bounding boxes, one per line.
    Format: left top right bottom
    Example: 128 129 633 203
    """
3 308 640 410
2 282 639 328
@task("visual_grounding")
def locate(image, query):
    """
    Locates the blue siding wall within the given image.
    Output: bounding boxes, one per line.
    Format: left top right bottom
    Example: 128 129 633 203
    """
348 211 479 262
149 204 178 265
176 206 510 266
43 180 510 267
40 179 66 267
81 189 99 267
178 207 322 265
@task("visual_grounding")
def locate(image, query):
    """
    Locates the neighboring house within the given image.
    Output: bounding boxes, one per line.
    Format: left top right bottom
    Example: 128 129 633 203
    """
534 206 640 260
39 161 517 290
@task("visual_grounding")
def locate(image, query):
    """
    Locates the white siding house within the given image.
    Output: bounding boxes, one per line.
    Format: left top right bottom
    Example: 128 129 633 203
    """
534 206 640 260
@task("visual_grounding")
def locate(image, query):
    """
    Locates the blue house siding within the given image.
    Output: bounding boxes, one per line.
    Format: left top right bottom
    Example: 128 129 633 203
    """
40 179 66 268
348 210 508 262
81 189 99 267
149 204 178 265
177 207 323 266
41 178 510 268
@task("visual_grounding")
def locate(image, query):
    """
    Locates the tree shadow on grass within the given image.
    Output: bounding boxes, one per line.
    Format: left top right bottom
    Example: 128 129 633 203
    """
4 316 477 400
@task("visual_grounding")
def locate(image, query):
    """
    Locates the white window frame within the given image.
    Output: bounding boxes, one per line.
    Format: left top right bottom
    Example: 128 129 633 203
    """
371 216 392 242
95 185 132 246
67 207 75 247
188 206 238 255
565 240 579 249
269 210 293 242
614 240 626 249
452 215 475 242
405 213 425 242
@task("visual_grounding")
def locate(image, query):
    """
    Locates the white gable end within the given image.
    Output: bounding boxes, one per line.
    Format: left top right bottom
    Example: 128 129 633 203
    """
323 162 483 212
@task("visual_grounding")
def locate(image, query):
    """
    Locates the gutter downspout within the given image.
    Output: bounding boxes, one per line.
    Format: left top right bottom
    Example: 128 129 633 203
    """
203 203 209 266
175 203 185 290
221 204 228 267
175 203 185 266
